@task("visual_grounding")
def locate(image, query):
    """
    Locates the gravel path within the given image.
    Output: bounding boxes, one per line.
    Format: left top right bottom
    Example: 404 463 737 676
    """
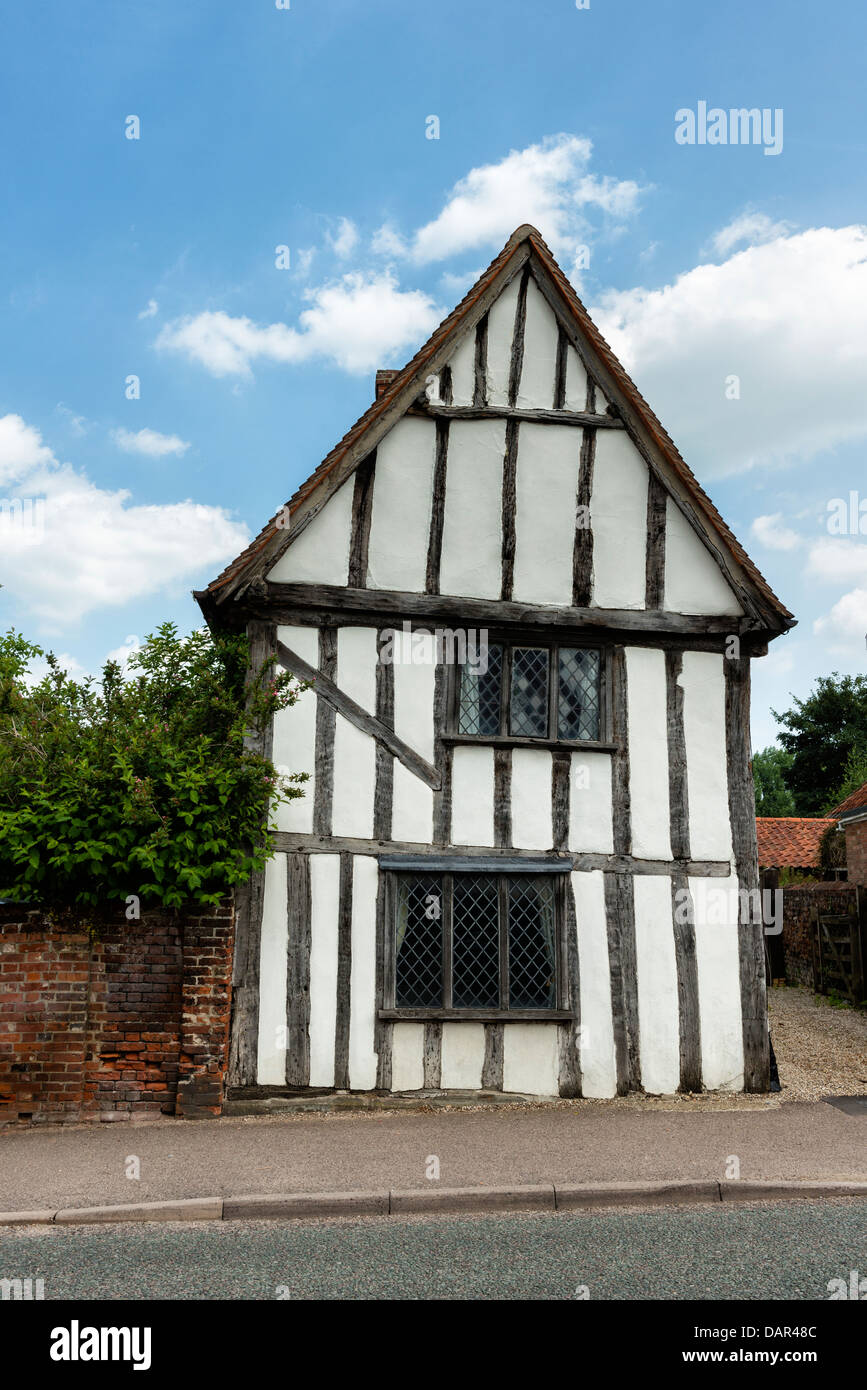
769 985 867 1102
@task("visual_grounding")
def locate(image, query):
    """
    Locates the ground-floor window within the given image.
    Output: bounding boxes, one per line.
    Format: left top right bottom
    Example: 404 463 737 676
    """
387 869 566 1017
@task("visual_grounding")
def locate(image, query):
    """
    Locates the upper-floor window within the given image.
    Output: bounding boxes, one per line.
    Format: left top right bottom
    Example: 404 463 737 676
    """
455 642 603 742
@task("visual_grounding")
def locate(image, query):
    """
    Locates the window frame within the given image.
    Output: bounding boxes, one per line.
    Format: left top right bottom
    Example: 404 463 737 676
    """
379 865 573 1022
446 635 613 749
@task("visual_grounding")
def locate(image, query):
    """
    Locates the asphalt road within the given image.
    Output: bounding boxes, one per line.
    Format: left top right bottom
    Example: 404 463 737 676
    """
1 1200 864 1300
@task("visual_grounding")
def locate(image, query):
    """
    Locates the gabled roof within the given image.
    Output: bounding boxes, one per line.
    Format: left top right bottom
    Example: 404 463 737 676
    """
826 781 867 820
199 225 794 629
756 817 837 868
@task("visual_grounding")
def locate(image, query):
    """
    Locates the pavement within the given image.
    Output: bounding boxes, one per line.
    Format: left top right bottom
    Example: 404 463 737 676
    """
0 1099 865 1223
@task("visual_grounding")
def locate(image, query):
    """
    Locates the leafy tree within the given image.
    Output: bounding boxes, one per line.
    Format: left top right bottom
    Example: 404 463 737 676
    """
752 745 796 816
772 673 867 815
826 744 867 813
0 623 306 912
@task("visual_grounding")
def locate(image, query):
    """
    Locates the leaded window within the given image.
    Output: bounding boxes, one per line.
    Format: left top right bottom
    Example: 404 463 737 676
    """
392 870 561 1014
455 642 603 742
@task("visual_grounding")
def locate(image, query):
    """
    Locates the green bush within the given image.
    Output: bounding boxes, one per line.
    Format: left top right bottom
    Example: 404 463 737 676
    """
0 623 306 911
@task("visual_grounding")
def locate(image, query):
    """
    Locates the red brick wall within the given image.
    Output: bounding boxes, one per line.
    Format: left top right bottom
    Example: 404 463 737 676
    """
844 820 867 887
780 883 857 987
0 900 233 1126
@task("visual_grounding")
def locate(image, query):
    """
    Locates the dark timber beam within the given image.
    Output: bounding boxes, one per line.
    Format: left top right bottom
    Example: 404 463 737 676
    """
271 831 731 878
275 638 440 791
726 656 769 1092
410 402 624 428
262 582 774 643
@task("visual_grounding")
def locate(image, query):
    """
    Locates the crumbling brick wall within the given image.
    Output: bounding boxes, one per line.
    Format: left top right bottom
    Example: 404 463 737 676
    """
780 883 857 987
0 899 233 1125
844 820 867 887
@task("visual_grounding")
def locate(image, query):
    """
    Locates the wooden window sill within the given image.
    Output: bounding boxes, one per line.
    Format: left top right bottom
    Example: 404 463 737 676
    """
442 735 616 752
379 1009 574 1023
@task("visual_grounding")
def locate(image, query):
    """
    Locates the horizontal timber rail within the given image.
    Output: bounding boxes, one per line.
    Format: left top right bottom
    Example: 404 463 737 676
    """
271 831 731 877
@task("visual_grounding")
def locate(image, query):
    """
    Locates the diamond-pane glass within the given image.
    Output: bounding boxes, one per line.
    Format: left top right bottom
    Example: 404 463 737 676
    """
458 645 503 735
558 648 600 740
508 878 556 1008
452 875 500 1007
395 875 443 1007
510 648 549 737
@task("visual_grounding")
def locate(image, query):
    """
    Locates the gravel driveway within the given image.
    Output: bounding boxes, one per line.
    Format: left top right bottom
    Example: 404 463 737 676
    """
769 985 867 1102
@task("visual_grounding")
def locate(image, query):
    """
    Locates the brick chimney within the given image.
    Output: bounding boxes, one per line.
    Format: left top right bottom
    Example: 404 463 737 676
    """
375 369 400 400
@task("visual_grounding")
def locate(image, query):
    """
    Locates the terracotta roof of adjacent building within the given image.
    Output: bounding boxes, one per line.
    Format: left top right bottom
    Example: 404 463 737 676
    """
826 781 867 820
756 817 837 868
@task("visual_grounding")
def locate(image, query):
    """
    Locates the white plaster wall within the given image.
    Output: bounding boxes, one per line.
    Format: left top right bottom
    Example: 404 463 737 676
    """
690 874 745 1091
392 647 436 761
681 652 733 862
391 1022 425 1091
596 385 609 415
308 854 340 1087
664 499 744 617
485 273 521 406
332 717 375 839
511 748 553 849
626 647 672 860
256 852 288 1085
564 345 587 412
513 423 580 606
502 1023 560 1096
439 420 506 599
440 1022 485 1089
268 480 353 585
568 751 614 854
633 876 680 1094
572 870 617 1097
349 855 379 1090
336 626 378 713
517 277 559 409
272 624 320 833
391 762 433 844
451 745 495 846
591 431 649 610
367 418 437 593
446 329 477 407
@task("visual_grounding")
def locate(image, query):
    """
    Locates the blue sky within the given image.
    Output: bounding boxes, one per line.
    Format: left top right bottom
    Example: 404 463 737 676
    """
2 0 866 749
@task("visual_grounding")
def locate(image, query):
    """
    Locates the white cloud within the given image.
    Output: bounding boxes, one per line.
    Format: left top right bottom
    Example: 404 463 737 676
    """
157 270 443 377
55 403 89 436
23 651 87 688
751 513 803 551
106 634 142 669
406 135 643 266
807 537 867 583
113 427 190 458
0 412 53 484
0 414 248 625
138 298 159 319
295 247 316 276
593 226 867 477
327 218 359 260
372 222 408 257
709 212 793 257
814 588 867 653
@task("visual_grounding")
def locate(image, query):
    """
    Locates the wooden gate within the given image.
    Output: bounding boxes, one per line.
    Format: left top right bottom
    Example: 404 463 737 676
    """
811 887 865 1005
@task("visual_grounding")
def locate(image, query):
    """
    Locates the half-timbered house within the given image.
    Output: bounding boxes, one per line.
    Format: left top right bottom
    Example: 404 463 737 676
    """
197 225 795 1099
